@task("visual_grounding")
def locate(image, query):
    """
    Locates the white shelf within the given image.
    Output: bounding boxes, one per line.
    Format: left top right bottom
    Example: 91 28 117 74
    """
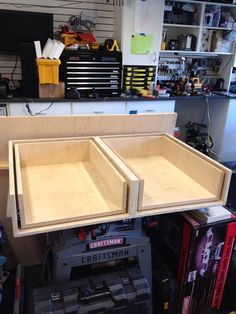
170 0 236 8
163 23 200 28
163 0 235 61
202 26 234 31
160 50 232 57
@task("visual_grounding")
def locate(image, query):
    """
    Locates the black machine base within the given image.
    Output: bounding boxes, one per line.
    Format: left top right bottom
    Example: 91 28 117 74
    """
30 267 150 314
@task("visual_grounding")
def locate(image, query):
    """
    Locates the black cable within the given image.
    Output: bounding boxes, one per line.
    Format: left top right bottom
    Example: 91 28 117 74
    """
35 102 54 115
25 101 54 116
25 104 33 116
10 55 18 91
24 98 34 116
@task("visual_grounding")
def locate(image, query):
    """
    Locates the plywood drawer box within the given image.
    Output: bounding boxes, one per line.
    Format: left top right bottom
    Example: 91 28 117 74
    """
12 139 128 229
97 134 231 215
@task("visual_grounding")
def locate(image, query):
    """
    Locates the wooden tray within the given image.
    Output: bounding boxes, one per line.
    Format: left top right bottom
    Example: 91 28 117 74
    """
13 139 127 228
99 134 231 214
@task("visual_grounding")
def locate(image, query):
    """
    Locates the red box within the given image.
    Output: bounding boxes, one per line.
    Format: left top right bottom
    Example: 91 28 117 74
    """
158 212 236 314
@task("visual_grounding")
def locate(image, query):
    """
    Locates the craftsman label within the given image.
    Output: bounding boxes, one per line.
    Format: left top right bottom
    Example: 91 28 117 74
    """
89 238 124 249
82 248 129 264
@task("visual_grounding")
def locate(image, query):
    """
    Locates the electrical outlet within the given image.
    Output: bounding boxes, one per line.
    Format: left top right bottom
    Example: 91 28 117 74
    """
0 104 7 116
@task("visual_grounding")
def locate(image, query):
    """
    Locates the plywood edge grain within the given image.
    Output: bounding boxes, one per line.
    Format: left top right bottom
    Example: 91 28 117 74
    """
13 144 26 226
219 169 232 204
7 141 16 218
140 194 217 211
12 200 227 237
12 212 132 237
135 199 226 218
19 207 124 230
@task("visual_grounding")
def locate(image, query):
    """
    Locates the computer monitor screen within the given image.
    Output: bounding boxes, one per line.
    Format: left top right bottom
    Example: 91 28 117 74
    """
0 9 53 54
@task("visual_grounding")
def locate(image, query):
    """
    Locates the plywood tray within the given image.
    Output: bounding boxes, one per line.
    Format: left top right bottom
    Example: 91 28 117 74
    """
12 138 128 229
96 134 231 215
8 133 231 236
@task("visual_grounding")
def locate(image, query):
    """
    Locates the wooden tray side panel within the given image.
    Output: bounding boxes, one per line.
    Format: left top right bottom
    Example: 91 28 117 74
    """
13 144 25 224
89 141 127 212
7 141 16 218
104 136 163 158
101 137 147 212
93 137 140 217
17 140 90 167
161 136 225 199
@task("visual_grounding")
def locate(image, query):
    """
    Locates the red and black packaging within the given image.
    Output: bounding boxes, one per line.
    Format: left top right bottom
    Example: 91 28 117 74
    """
157 212 236 314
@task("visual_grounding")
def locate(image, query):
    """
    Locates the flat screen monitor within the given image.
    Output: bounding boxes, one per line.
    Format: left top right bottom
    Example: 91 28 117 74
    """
0 9 53 54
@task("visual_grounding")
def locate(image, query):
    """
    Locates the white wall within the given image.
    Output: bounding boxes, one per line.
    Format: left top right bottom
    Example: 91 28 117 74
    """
0 0 114 83
116 0 164 66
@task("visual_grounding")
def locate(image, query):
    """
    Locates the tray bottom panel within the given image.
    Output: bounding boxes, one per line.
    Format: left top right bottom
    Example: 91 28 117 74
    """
20 161 123 228
125 156 216 210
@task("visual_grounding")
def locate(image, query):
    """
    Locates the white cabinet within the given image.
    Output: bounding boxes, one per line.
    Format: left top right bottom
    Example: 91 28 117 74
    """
114 0 164 66
209 98 236 162
72 101 126 115
8 102 72 116
161 1 236 57
7 100 174 117
125 100 175 114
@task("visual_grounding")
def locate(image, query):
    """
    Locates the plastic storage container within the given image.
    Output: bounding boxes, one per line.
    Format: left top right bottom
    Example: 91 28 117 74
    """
36 58 61 84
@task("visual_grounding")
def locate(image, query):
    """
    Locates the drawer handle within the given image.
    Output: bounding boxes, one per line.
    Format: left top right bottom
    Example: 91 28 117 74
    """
153 51 157 62
145 109 156 112
93 111 104 114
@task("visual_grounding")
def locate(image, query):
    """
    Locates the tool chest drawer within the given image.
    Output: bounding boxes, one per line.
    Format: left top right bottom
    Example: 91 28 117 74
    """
95 134 231 216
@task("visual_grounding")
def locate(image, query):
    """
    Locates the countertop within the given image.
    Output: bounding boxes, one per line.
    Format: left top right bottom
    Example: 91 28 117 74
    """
1 93 232 103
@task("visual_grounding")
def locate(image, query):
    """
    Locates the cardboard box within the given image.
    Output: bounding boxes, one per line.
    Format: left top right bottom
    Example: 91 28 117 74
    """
38 82 65 99
158 212 236 313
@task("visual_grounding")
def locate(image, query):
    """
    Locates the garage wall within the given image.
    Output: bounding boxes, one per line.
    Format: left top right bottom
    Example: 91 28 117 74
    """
0 0 114 84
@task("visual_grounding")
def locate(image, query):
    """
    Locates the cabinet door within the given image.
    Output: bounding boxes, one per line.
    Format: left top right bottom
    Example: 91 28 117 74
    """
213 99 236 161
8 102 72 116
126 100 175 114
72 101 126 115
119 0 164 66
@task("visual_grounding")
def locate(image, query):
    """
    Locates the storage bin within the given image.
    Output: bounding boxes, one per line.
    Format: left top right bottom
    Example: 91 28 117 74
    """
36 58 61 84
98 134 231 215
12 139 127 229
8 132 231 235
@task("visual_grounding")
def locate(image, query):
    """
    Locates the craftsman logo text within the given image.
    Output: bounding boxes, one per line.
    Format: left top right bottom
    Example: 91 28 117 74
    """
82 249 129 263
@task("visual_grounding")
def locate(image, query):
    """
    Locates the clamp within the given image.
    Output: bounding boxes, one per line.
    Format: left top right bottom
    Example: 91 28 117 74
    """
104 39 120 52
